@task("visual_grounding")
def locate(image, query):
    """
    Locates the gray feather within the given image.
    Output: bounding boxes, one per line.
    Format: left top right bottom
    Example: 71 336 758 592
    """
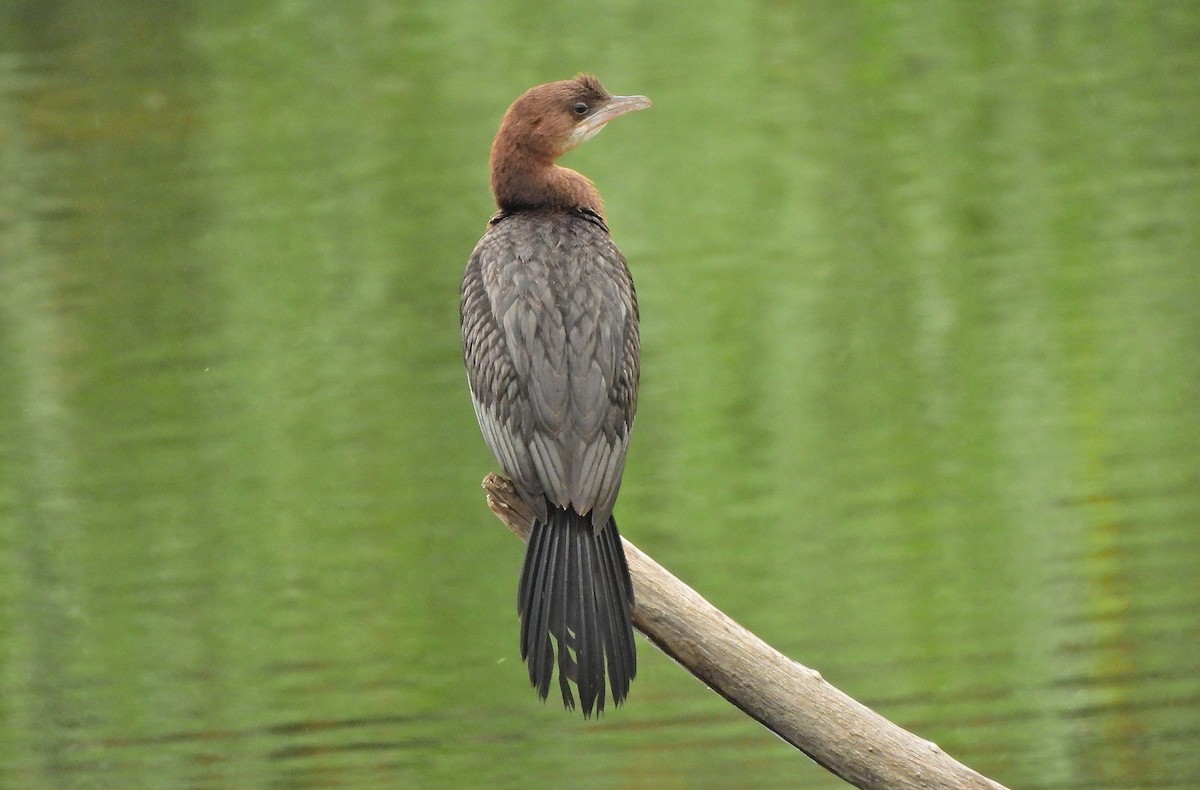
461 210 639 522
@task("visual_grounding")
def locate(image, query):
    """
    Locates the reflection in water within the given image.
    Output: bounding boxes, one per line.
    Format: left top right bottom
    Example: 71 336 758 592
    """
1 2 1198 789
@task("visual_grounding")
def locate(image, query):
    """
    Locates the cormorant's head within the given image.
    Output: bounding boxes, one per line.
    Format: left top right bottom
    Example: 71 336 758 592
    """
497 74 652 162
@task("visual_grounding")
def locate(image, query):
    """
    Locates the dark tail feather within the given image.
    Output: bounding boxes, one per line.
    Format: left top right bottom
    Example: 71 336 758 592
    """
517 507 636 716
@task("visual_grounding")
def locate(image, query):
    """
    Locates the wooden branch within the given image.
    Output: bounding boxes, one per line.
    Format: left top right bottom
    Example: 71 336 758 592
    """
483 473 1011 790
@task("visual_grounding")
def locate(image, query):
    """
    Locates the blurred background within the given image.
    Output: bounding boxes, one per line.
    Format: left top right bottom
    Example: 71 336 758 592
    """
1 2 1198 788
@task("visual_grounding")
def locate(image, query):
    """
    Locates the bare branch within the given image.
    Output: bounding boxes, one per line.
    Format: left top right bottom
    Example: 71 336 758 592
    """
483 473 1011 790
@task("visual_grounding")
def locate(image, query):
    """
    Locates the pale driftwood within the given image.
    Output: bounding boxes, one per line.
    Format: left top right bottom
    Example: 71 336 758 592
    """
483 473 1011 790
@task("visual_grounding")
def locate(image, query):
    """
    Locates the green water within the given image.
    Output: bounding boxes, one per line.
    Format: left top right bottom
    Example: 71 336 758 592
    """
2 2 1198 788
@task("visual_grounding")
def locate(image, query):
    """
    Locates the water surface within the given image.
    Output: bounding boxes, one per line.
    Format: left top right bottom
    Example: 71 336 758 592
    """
1 2 1198 788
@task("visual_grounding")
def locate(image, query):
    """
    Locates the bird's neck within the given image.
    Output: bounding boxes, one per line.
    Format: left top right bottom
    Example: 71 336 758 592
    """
490 142 606 219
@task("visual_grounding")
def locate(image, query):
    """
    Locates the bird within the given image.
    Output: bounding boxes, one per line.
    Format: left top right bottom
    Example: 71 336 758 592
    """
460 74 651 716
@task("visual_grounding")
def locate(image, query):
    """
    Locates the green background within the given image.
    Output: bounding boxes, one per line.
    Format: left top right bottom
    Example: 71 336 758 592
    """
2 2 1198 788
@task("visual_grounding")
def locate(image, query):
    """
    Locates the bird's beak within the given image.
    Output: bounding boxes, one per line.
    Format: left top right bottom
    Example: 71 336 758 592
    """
568 94 652 148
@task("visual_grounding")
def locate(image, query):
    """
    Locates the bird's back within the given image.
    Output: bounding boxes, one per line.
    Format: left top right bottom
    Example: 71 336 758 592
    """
461 209 640 527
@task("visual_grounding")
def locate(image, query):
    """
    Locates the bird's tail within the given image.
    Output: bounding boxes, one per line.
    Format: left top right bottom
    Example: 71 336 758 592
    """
517 507 636 716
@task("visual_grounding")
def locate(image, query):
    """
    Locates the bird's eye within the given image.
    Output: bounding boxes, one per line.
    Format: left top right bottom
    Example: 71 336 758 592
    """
572 102 589 115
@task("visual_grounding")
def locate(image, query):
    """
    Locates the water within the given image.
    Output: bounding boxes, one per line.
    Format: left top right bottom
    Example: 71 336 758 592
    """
1 2 1198 788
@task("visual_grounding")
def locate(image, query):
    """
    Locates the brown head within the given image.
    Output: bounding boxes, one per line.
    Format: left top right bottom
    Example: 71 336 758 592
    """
490 74 651 217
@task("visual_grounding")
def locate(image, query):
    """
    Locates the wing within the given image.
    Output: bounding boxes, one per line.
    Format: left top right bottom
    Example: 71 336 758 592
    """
461 212 639 527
